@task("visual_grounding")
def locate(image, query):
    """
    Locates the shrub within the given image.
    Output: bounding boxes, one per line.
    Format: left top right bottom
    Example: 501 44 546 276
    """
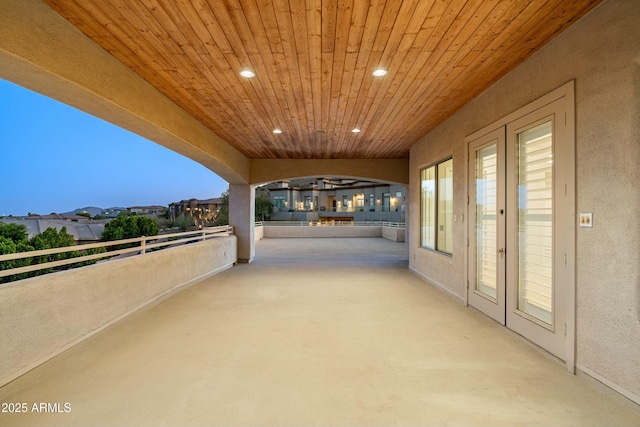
102 215 159 241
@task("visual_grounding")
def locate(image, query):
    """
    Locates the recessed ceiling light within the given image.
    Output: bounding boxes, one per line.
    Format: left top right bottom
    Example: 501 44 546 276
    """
352 128 361 133
372 69 387 77
272 128 282 134
239 70 255 78
315 129 326 135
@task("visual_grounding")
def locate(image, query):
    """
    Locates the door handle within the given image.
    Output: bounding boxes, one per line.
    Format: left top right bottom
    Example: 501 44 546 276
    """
497 248 506 256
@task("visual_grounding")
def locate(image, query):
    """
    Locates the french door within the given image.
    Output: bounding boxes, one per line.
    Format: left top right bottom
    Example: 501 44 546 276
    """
468 128 506 325
468 93 574 363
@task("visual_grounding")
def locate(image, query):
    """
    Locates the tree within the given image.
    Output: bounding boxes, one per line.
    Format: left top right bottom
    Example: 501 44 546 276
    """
0 222 32 281
0 235 34 282
29 226 75 250
0 222 28 243
255 195 273 221
254 185 273 221
0 225 105 283
173 214 195 231
214 190 229 226
102 215 159 241
27 227 76 273
212 188 273 224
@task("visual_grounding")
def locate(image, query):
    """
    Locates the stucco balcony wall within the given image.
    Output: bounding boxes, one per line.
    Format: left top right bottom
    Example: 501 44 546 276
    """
264 225 381 239
382 226 406 242
263 225 405 242
254 224 264 241
0 236 237 386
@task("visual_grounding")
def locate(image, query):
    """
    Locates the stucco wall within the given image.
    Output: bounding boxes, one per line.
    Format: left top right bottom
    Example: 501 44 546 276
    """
409 0 640 402
0 236 237 387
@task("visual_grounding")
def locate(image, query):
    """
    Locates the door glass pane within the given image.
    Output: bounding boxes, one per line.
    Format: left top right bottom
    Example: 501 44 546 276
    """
437 159 454 253
475 145 498 299
517 121 553 325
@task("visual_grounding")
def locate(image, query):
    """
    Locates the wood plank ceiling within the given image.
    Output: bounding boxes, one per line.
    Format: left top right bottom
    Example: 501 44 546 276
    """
44 0 601 160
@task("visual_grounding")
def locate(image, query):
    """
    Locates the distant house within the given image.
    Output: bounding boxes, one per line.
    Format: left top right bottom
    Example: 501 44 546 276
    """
127 206 165 215
26 213 88 221
267 178 405 222
1 218 105 244
168 198 224 225
101 208 128 218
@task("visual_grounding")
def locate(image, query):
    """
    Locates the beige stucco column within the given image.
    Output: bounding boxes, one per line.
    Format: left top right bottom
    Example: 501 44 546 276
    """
229 184 255 263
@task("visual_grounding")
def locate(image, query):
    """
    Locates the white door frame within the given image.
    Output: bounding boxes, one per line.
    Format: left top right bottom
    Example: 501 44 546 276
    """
464 81 576 372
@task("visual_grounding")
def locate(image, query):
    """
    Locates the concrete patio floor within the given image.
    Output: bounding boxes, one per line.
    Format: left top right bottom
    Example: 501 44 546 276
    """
0 237 638 426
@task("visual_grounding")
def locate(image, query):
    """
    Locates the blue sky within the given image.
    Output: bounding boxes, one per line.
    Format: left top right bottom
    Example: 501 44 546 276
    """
0 79 228 216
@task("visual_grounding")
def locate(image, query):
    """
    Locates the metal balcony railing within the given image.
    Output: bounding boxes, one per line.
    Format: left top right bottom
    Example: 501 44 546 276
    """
0 226 234 281
273 206 404 213
382 222 405 228
262 221 405 228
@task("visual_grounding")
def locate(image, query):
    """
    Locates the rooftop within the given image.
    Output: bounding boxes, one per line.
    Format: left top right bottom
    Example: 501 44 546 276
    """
1 218 105 241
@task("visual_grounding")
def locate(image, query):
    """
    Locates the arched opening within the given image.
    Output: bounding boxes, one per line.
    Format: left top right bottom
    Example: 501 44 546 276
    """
257 176 406 224
0 79 228 226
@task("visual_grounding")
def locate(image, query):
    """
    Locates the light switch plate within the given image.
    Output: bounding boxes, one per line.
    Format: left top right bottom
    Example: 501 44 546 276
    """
579 212 593 228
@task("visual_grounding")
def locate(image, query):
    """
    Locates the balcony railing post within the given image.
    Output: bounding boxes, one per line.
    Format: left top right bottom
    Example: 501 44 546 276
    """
140 236 146 255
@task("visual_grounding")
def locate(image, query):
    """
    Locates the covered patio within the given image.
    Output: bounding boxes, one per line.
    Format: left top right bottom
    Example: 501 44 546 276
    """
1 238 637 426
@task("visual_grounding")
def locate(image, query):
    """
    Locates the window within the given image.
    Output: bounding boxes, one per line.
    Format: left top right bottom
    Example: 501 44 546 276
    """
421 158 453 254
273 195 286 208
369 194 374 207
356 194 364 207
382 193 390 212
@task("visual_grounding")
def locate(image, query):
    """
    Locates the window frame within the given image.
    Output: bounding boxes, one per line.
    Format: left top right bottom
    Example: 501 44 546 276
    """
420 157 454 255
